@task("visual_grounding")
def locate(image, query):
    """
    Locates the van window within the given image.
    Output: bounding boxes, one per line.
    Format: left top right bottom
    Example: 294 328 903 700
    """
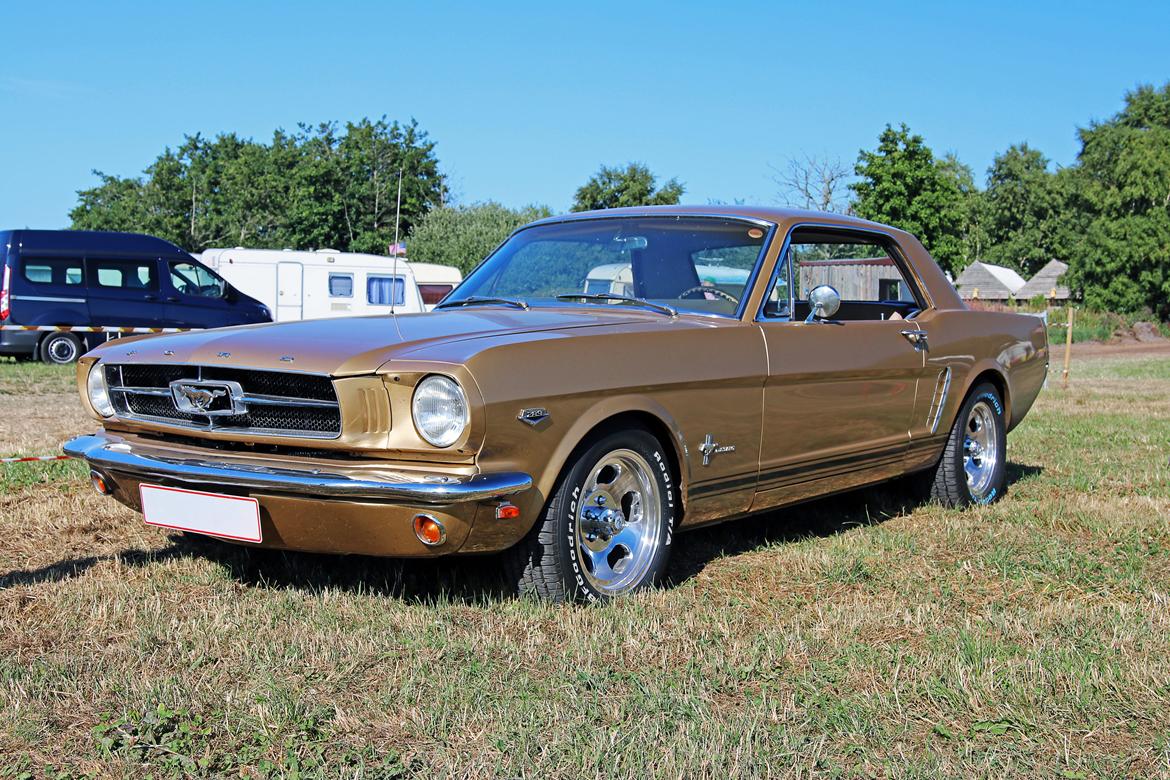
22 258 83 286
90 259 158 291
367 275 405 306
329 273 353 298
170 261 225 298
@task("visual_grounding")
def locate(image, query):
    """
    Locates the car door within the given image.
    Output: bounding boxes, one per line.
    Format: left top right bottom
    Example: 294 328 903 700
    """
752 226 928 510
163 259 234 328
85 256 164 327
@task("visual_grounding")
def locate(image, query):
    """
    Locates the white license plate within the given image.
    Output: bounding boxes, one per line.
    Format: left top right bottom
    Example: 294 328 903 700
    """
140 484 262 543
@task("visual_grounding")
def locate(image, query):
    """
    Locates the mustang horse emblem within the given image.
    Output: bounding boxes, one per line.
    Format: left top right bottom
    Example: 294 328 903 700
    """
170 381 236 414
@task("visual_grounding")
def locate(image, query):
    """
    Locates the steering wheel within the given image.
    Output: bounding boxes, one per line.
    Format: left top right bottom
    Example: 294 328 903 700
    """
677 286 740 305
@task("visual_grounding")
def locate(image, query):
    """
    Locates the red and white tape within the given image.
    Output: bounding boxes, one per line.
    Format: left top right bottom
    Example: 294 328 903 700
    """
0 325 198 334
1 454 71 464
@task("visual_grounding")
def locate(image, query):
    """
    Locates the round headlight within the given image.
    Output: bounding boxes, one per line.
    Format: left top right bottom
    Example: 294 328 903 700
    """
87 363 114 418
411 375 469 448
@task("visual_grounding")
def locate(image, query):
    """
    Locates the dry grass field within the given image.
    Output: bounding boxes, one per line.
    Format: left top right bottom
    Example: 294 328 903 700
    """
1 351 1168 778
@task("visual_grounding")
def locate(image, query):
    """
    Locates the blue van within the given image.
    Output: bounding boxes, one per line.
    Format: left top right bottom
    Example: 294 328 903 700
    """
0 230 271 364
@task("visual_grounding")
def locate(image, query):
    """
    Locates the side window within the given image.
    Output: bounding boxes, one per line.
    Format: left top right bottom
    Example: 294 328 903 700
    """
762 229 922 322
170 262 226 298
90 259 158 291
367 275 404 306
329 273 353 298
22 258 83 286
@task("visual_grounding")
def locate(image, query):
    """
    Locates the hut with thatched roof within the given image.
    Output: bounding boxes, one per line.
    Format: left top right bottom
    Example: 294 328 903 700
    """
1014 260 1070 301
953 261 1027 301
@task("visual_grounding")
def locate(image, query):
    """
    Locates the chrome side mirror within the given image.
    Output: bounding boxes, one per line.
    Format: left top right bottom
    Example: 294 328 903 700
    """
805 285 841 323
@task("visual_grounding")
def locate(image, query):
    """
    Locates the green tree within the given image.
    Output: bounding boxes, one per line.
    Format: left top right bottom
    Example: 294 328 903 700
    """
1065 83 1170 317
979 144 1066 276
69 118 447 254
571 163 684 212
937 152 986 270
850 124 969 274
406 202 552 274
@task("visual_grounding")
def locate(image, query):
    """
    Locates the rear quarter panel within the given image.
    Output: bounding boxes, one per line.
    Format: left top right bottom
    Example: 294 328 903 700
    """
909 308 1048 472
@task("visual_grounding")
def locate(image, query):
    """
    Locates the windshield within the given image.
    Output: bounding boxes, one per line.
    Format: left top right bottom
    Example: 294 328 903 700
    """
450 216 771 317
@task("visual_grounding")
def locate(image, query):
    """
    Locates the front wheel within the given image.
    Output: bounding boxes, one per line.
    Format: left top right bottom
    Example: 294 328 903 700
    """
928 382 1007 506
504 429 676 602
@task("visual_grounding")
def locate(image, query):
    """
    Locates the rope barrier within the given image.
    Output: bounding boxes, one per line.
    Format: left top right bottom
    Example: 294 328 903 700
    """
0 325 198 334
1 454 71 464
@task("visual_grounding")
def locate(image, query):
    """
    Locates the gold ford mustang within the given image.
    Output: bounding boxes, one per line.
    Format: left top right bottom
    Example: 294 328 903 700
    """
65 206 1048 602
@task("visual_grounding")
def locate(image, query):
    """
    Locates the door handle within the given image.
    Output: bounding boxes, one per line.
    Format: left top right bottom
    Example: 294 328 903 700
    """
901 329 928 349
165 296 179 303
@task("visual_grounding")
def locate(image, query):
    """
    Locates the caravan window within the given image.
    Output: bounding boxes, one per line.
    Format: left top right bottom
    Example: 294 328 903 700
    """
367 275 405 306
329 273 353 298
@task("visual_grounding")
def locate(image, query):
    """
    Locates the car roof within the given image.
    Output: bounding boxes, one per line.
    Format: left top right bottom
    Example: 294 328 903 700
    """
2 229 191 258
525 204 900 234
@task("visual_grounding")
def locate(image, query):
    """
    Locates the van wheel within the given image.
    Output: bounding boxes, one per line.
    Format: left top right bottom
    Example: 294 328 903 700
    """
40 332 82 365
503 429 676 603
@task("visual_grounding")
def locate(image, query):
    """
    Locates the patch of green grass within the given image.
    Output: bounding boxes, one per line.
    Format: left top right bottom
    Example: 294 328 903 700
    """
0 357 77 395
0 459 86 493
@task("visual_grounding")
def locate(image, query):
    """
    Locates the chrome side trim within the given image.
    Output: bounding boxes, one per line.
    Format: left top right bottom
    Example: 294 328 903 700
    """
11 295 87 303
928 367 952 434
64 434 532 505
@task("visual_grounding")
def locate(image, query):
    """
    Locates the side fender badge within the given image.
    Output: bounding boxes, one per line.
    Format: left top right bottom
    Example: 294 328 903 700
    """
518 408 549 427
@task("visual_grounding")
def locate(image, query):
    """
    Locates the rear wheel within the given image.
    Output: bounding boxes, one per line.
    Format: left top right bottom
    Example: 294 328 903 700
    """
504 429 676 602
39 332 82 365
928 382 1006 506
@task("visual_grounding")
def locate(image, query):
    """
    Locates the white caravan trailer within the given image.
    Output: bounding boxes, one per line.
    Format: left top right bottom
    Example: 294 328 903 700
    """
200 248 426 322
408 262 463 310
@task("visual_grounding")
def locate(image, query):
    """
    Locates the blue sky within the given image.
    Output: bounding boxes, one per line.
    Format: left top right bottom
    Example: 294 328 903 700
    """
1 1 1167 229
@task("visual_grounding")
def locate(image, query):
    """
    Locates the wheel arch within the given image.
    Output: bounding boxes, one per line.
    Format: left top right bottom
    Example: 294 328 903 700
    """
955 364 1010 427
535 399 689 521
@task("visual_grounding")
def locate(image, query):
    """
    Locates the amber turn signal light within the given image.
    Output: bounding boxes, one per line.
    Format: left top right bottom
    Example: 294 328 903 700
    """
413 514 446 546
90 470 112 496
495 503 520 520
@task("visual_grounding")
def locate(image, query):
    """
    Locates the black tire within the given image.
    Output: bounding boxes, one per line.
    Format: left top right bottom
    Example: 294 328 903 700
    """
503 429 676 603
39 332 83 365
928 382 1007 507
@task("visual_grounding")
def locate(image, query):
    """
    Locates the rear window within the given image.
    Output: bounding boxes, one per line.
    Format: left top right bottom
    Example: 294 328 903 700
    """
22 258 83 286
418 283 454 305
90 259 158 291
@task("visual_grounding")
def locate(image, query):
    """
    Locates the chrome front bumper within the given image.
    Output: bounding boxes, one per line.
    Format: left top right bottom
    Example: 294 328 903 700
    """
63 433 532 505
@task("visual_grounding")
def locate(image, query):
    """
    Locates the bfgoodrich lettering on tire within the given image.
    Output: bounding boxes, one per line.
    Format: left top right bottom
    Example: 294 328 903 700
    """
928 382 1007 507
504 428 675 602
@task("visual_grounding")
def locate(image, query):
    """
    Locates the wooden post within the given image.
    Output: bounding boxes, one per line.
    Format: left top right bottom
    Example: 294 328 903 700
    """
1061 307 1074 387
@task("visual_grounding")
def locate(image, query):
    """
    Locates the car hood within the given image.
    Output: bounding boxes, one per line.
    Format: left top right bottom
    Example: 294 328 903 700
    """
87 308 648 375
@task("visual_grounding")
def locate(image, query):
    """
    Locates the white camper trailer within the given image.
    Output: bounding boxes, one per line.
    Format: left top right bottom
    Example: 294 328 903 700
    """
409 262 463 310
200 248 426 322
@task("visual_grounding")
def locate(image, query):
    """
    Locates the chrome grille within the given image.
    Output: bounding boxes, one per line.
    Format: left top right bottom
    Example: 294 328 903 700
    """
104 364 341 439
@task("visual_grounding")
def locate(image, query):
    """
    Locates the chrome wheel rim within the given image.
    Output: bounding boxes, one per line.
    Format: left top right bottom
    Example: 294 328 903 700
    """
964 400 998 498
576 449 662 596
48 337 78 363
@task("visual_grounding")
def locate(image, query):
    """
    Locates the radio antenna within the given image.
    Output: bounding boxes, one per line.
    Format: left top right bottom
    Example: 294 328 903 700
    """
390 168 403 314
